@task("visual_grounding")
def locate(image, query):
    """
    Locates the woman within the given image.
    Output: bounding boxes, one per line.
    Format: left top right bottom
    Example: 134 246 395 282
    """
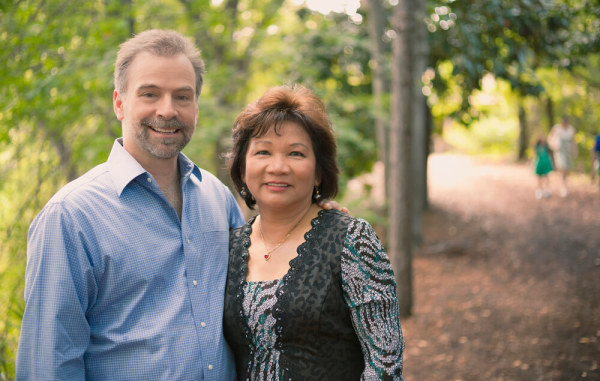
548 116 577 197
224 84 404 380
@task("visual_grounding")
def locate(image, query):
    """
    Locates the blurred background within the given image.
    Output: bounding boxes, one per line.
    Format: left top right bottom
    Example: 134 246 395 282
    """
1 0 599 379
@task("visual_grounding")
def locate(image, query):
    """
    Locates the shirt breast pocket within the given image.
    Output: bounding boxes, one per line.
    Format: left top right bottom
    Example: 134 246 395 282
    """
197 229 230 291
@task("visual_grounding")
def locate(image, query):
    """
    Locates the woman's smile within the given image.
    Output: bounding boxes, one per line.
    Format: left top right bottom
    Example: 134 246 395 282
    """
244 121 318 211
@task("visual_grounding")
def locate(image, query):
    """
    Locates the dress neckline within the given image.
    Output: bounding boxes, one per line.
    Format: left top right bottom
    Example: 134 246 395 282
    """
241 209 328 283
230 209 342 357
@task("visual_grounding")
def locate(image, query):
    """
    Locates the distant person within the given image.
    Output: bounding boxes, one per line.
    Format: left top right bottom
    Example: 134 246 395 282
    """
592 132 600 189
548 116 577 197
533 133 553 199
224 84 405 379
16 29 246 380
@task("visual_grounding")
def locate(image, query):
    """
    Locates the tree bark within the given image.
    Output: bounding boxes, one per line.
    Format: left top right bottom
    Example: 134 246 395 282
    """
410 1 428 246
363 0 389 184
389 0 415 317
518 102 528 161
423 103 433 211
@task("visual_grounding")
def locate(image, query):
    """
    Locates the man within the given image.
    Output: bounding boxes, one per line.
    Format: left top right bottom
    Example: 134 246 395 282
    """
16 29 244 380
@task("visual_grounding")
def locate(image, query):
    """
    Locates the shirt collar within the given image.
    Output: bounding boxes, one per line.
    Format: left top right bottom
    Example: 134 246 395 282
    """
107 138 203 196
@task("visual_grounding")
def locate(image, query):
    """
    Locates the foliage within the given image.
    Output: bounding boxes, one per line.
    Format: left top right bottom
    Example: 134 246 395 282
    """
425 0 600 164
537 56 600 171
425 0 573 123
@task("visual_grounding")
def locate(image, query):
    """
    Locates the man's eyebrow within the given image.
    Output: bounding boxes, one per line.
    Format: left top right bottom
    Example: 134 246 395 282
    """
137 84 159 91
175 85 195 93
136 84 195 92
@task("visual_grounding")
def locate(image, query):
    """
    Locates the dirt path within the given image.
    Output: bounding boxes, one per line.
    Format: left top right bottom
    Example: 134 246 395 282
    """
402 154 600 381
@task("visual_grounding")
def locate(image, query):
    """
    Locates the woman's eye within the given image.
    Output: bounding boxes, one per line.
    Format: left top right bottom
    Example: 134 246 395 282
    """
290 151 305 157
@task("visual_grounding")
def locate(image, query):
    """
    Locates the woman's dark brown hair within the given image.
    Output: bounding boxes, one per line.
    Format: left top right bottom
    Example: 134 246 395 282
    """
228 84 339 209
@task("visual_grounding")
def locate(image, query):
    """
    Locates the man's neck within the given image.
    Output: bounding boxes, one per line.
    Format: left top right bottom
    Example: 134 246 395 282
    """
144 158 180 188
140 156 183 219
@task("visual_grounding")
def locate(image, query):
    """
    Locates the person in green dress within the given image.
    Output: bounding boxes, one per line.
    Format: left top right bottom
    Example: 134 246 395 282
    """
533 133 553 199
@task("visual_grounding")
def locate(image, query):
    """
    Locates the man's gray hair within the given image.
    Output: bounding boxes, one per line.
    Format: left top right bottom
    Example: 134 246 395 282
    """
114 29 205 98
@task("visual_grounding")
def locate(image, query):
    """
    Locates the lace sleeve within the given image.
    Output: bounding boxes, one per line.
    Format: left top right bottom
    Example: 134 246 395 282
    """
341 218 405 381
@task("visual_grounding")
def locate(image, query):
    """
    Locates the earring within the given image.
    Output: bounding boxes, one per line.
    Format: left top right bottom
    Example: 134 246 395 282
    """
313 186 322 202
240 185 255 202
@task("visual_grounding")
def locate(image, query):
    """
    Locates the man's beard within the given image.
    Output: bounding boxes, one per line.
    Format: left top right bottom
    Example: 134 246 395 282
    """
137 117 193 159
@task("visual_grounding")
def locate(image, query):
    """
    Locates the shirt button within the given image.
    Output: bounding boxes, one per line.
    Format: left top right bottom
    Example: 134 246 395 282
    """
193 280 198 286
147 177 152 183
208 364 213 370
187 239 190 244
201 322 206 327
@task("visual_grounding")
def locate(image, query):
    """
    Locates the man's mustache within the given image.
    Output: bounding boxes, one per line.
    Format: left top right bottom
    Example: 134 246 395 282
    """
141 117 187 129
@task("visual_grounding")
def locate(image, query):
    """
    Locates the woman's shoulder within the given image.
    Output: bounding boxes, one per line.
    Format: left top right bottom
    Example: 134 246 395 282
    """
318 208 360 224
318 209 377 239
230 216 255 244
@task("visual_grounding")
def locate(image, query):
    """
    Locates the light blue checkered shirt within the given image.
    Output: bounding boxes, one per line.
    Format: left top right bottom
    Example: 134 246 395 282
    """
17 139 244 380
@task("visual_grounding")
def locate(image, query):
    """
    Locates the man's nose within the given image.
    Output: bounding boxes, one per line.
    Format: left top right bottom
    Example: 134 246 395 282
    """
156 96 177 119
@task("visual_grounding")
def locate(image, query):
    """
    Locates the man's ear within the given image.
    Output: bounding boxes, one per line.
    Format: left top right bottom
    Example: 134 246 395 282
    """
113 90 125 121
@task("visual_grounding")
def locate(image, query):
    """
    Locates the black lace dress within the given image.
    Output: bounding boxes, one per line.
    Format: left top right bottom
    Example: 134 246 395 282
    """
223 209 404 380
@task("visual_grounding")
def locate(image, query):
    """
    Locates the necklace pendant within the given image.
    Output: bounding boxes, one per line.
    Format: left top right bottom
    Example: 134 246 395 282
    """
264 253 271 261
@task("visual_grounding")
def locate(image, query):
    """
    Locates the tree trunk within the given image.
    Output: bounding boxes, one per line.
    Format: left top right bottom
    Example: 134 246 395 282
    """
363 0 389 190
423 103 433 211
518 102 528 161
410 1 427 246
388 0 415 318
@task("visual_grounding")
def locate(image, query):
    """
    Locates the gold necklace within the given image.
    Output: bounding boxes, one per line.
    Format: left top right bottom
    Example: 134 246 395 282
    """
258 208 311 261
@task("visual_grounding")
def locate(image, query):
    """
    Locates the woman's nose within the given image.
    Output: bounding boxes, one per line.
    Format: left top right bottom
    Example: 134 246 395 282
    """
267 154 289 173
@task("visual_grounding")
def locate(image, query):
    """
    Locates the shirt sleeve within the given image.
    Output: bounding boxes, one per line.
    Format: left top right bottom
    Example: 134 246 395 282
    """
16 203 95 380
341 219 405 381
226 188 245 228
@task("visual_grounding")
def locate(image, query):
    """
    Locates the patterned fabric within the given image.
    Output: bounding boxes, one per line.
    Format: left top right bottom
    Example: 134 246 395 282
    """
224 209 404 380
17 138 245 380
242 279 284 380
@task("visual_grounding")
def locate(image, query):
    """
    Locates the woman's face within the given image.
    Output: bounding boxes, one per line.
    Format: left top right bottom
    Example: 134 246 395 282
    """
243 121 319 211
